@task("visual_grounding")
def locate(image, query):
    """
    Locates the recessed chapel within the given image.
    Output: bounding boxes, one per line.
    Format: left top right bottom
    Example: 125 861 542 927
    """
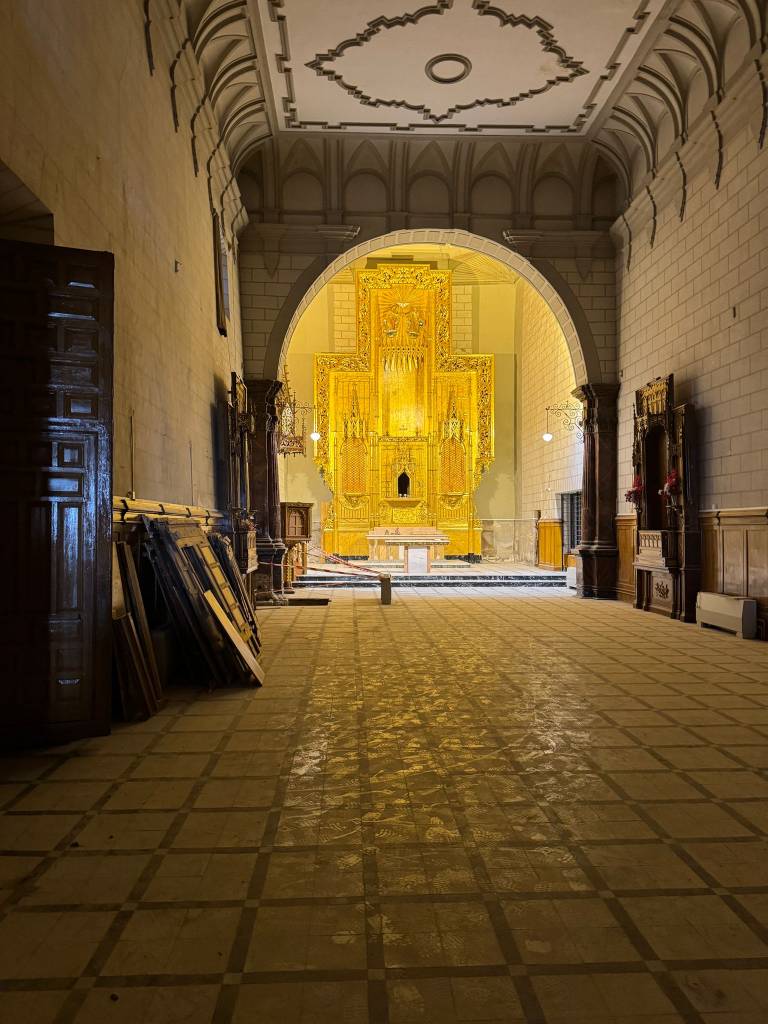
1 1 768 1022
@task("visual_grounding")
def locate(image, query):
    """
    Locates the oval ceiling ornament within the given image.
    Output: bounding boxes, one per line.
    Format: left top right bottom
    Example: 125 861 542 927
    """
425 53 472 85
305 3 589 126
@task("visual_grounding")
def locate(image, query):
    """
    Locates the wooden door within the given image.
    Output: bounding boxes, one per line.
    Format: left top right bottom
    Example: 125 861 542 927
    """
0 239 114 744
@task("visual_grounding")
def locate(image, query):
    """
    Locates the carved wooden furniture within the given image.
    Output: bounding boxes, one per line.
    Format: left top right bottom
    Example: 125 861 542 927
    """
225 374 287 603
631 374 699 620
1 239 114 744
614 514 637 603
537 520 564 571
227 373 258 575
281 501 312 591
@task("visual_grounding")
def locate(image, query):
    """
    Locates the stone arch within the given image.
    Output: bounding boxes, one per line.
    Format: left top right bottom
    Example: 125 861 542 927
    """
266 227 603 387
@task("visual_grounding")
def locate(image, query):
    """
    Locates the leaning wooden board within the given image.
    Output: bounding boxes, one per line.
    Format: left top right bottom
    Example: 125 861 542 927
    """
168 523 253 644
116 541 163 704
204 590 265 686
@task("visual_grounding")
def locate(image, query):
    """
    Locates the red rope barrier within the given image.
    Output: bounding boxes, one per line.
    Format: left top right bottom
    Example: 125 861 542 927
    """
307 546 384 577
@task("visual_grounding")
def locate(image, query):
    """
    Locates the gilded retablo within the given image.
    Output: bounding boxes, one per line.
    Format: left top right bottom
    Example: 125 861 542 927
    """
314 264 494 557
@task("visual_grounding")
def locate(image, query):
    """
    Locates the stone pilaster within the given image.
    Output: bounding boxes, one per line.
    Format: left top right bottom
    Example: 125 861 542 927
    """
574 383 619 599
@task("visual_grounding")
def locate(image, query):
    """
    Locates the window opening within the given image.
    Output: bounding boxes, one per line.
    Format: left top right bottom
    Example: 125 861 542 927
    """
560 491 582 552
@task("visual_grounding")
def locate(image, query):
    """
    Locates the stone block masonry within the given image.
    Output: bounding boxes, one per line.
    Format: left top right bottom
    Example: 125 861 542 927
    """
0 1 244 509
615 75 768 511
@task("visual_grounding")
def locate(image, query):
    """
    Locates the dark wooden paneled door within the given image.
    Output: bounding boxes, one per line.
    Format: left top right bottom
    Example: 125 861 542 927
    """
0 239 114 744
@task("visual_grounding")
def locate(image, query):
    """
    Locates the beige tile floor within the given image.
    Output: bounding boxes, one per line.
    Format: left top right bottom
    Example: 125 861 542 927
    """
1 587 768 1023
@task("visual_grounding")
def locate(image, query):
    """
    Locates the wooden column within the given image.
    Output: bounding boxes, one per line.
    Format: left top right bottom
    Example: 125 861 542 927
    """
574 383 619 599
245 378 286 602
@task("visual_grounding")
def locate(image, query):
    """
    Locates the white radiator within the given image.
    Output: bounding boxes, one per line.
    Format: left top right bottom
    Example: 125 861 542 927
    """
696 592 757 639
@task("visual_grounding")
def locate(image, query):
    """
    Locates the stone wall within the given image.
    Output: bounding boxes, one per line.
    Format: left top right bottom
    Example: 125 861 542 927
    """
0 0 243 509
615 73 768 511
519 284 583 520
480 519 538 564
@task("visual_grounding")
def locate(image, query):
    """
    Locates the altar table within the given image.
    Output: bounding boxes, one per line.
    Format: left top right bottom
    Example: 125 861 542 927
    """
366 527 449 572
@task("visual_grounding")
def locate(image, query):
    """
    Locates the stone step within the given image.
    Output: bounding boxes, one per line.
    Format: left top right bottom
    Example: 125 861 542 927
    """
294 572 567 588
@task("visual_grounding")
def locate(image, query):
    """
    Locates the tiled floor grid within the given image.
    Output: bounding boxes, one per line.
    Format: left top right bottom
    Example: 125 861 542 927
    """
2 587 768 1023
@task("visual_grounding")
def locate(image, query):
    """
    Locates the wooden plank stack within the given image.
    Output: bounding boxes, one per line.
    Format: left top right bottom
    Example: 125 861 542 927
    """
112 542 164 720
141 519 263 690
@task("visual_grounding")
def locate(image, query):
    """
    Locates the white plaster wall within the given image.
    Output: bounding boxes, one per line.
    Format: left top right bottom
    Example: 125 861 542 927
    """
280 288 334 549
519 283 583 520
472 283 519 521
0 0 242 509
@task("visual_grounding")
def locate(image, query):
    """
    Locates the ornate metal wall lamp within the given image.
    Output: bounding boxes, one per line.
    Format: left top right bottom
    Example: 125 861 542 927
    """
542 403 584 443
276 371 312 456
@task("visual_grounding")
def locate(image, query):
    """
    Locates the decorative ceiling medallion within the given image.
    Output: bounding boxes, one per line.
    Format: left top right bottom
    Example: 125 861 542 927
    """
425 53 472 85
303 3 585 125
259 0 670 136
306 3 588 125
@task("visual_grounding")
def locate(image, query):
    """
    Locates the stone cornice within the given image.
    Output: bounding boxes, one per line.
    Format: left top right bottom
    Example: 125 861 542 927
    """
241 222 361 254
503 229 615 260
700 507 768 523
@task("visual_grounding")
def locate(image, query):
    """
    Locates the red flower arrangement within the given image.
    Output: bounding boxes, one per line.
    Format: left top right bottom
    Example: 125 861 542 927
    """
659 469 680 498
625 475 643 506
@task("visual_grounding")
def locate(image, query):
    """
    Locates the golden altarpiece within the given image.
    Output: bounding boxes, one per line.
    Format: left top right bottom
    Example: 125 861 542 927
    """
314 264 494 559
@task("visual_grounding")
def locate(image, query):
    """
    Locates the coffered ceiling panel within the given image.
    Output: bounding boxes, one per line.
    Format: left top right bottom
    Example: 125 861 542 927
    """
255 0 669 135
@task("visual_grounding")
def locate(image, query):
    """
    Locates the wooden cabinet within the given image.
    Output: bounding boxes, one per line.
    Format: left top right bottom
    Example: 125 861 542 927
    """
615 514 636 603
280 502 313 591
629 375 699 622
537 520 564 571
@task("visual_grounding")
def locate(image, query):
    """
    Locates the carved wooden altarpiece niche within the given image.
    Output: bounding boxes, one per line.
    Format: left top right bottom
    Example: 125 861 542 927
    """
632 374 699 621
314 264 494 558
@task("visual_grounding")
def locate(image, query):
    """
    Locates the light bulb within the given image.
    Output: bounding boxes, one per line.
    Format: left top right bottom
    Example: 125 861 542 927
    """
542 431 553 443
310 430 321 442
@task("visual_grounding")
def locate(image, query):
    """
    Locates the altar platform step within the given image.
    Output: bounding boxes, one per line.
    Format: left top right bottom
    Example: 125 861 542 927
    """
293 570 566 589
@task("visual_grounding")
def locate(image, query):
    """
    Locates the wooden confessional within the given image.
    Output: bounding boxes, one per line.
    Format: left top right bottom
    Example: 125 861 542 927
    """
632 374 700 620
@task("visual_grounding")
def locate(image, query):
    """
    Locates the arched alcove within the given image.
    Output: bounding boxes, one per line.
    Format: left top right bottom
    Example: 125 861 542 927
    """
272 228 602 389
278 236 586 566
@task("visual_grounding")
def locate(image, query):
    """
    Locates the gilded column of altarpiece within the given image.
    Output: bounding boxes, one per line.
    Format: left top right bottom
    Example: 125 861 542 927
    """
314 264 494 558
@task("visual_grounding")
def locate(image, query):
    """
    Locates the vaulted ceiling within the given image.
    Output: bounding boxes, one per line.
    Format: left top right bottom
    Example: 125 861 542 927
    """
158 0 766 221
255 0 670 136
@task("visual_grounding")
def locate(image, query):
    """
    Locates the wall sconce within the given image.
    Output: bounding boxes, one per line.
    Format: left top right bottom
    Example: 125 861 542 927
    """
276 370 324 451
542 403 584 443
